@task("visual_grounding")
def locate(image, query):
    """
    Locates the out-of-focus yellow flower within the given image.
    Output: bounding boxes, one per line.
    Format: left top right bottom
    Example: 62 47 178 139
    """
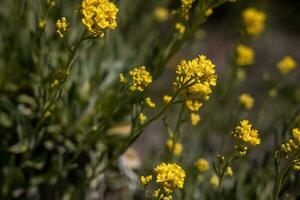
138 113 147 125
119 73 127 84
277 56 297 75
236 45 255 66
175 23 186 34
195 158 210 172
145 97 156 108
39 19 46 29
236 68 246 81
81 0 118 37
47 0 56 7
234 145 248 156
153 189 160 198
166 139 183 156
239 93 254 110
154 163 186 193
154 7 169 22
242 7 266 37
140 175 152 186
210 175 220 187
128 66 152 92
190 113 201 125
56 17 68 38
232 120 260 145
205 8 213 17
225 166 233 177
185 100 202 112
180 0 193 19
163 95 172 104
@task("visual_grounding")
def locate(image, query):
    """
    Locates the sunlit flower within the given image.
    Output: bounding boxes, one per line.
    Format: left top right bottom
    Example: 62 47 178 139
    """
277 56 297 75
232 120 260 145
145 97 156 108
190 113 201 125
185 100 202 112
140 175 152 186
163 95 172 104
236 45 255 66
128 66 152 92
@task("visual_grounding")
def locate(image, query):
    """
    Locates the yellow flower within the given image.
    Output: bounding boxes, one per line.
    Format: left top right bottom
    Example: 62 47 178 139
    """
166 139 183 156
154 163 186 193
56 17 68 38
225 166 233 177
232 120 260 145
185 100 202 112
163 95 172 104
145 97 156 108
277 56 297 75
138 113 147 125
210 175 220 187
190 113 201 125
242 7 266 37
180 0 193 19
128 66 152 92
234 145 248 156
140 175 152 186
39 19 46 29
154 7 169 22
153 189 161 198
119 73 127 84
175 23 186 34
236 45 255 66
239 93 254 110
292 160 300 170
195 158 209 172
81 0 118 37
204 8 213 17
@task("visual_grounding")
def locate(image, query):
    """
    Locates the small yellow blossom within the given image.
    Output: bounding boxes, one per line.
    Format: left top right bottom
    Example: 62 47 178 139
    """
128 66 152 92
293 160 300 170
163 95 172 104
153 189 160 198
56 17 68 38
190 113 201 125
154 7 169 22
51 79 60 88
239 93 254 110
234 144 248 156
205 8 213 17
225 166 233 177
242 7 266 37
232 120 260 145
277 56 297 75
166 139 183 156
175 23 186 34
145 97 156 108
210 175 220 187
39 19 46 29
185 100 202 112
119 73 127 84
154 163 186 193
236 45 255 66
195 158 210 172
81 0 118 37
180 0 193 19
139 113 147 125
140 175 152 186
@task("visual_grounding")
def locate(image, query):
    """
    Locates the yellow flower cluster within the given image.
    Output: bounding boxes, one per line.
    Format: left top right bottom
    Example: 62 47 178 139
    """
180 0 193 19
195 158 209 172
154 163 186 194
175 23 186 34
56 17 68 38
175 55 217 111
166 139 183 156
145 97 156 108
139 113 147 125
236 45 255 66
140 175 152 186
232 120 261 146
242 7 266 37
239 93 254 110
190 113 201 125
277 56 297 75
280 128 300 170
163 95 172 104
81 0 118 37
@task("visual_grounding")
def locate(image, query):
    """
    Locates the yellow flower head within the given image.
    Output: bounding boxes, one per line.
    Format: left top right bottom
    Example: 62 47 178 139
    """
119 73 127 84
277 56 297 75
140 175 152 186
225 166 233 177
242 7 266 37
210 175 220 187
163 95 172 104
154 7 169 22
154 163 186 193
56 17 68 38
204 8 213 17
166 139 183 156
175 23 186 34
81 0 118 37
236 45 255 66
190 113 201 126
145 97 156 108
232 120 260 145
39 19 46 29
185 100 202 112
195 158 210 172
128 66 152 92
138 113 147 125
239 93 254 110
180 0 193 19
